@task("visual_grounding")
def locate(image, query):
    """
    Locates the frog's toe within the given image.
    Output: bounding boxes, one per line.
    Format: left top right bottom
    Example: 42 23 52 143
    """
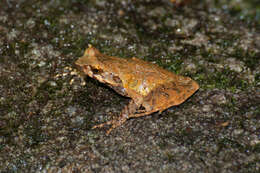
105 120 124 134
105 127 114 135
92 123 105 129
92 120 113 129
92 121 116 135
92 117 127 134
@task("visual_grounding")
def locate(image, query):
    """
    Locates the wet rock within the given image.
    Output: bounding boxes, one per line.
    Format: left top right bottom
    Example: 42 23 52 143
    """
202 104 212 112
225 58 245 73
211 93 227 105
67 106 77 117
164 18 179 27
148 7 167 17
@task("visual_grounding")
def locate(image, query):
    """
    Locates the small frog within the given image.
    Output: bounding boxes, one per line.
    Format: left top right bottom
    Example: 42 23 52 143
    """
75 45 199 134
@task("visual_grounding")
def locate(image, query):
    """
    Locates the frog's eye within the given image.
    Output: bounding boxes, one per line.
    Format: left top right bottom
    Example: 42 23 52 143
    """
90 67 103 74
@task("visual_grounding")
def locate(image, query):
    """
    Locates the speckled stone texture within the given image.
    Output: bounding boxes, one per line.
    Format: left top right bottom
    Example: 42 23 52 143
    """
0 0 259 172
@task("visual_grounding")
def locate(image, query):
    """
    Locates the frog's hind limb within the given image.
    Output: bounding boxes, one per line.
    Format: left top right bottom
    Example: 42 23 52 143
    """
92 100 140 134
93 91 173 134
92 98 172 134
92 109 162 135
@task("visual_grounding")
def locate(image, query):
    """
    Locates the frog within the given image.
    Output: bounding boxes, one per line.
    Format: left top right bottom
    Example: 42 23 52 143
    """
75 45 199 134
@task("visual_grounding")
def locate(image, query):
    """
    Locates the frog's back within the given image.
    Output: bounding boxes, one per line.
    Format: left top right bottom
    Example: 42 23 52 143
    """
111 57 181 97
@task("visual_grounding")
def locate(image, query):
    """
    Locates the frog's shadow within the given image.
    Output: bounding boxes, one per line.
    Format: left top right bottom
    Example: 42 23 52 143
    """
85 76 130 102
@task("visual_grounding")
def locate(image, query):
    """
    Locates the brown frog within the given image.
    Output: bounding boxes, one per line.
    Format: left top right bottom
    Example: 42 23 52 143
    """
75 45 199 134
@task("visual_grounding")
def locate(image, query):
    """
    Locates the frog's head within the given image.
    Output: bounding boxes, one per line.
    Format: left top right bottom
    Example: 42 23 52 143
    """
75 44 103 68
75 45 111 79
75 45 123 87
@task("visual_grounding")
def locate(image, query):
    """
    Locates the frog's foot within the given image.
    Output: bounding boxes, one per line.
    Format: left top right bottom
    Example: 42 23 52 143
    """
92 117 127 135
92 120 114 129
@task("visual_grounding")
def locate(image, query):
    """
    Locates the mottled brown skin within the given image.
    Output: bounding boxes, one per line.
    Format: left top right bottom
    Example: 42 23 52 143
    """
75 45 199 134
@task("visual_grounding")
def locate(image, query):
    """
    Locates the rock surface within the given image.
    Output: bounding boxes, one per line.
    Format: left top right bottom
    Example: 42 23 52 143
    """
0 0 259 172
